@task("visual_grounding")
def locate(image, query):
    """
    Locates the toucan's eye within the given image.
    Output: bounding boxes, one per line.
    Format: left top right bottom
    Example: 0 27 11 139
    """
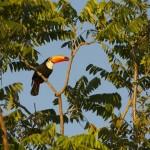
48 58 52 62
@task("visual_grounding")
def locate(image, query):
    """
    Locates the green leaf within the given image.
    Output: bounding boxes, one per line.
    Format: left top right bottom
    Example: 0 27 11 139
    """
0 83 23 109
85 77 101 95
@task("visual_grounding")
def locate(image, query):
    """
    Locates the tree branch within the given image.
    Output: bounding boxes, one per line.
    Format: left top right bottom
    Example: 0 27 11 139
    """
132 62 138 124
56 54 74 96
79 41 96 47
121 98 132 121
116 96 132 135
58 95 64 134
56 41 95 96
0 111 9 150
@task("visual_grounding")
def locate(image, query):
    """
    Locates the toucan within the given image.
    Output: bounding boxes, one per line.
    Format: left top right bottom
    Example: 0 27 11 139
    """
31 55 69 96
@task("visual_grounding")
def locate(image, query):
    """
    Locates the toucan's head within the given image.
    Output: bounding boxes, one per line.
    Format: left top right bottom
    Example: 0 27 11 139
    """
45 55 69 69
49 55 69 64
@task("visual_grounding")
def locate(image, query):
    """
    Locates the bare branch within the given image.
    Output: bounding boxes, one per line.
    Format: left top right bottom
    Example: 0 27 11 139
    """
58 95 64 134
56 41 95 96
56 54 74 96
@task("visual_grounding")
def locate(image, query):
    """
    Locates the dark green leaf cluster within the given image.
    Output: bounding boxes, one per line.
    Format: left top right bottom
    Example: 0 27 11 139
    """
0 83 23 109
61 35 85 50
28 109 68 127
98 118 150 150
65 76 121 121
9 61 31 72
3 108 68 149
86 64 132 90
57 0 78 25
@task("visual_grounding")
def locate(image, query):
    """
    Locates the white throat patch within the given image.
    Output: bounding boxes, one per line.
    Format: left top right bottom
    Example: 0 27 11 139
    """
46 61 54 69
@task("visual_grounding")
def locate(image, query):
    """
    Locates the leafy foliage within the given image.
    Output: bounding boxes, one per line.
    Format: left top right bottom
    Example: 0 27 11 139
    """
86 64 132 90
21 123 109 150
65 76 121 121
28 109 68 127
53 133 109 150
9 61 31 72
57 0 78 24
98 117 150 150
0 0 150 149
0 83 23 110
22 124 56 149
61 35 86 50
0 0 75 74
3 108 68 149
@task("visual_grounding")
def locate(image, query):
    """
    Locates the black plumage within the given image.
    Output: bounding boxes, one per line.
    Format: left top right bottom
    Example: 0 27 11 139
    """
30 55 69 96
31 59 53 96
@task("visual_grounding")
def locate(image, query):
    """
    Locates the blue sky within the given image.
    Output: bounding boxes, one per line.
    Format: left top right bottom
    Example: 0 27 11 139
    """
2 0 145 135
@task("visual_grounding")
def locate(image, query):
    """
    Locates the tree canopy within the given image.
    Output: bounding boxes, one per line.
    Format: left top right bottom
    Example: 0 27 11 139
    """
0 0 149 149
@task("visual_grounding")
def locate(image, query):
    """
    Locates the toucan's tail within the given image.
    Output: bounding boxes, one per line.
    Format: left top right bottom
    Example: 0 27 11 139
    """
31 81 40 96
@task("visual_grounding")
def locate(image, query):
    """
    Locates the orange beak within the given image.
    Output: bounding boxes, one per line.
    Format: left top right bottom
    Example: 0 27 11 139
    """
50 55 69 63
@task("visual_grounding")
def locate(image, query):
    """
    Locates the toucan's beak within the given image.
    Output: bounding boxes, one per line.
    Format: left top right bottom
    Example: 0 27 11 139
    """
50 55 69 63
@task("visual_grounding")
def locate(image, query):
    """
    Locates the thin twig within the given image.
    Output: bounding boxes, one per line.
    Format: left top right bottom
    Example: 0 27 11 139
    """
0 111 9 150
34 103 36 113
121 98 132 121
79 41 96 47
17 102 31 115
